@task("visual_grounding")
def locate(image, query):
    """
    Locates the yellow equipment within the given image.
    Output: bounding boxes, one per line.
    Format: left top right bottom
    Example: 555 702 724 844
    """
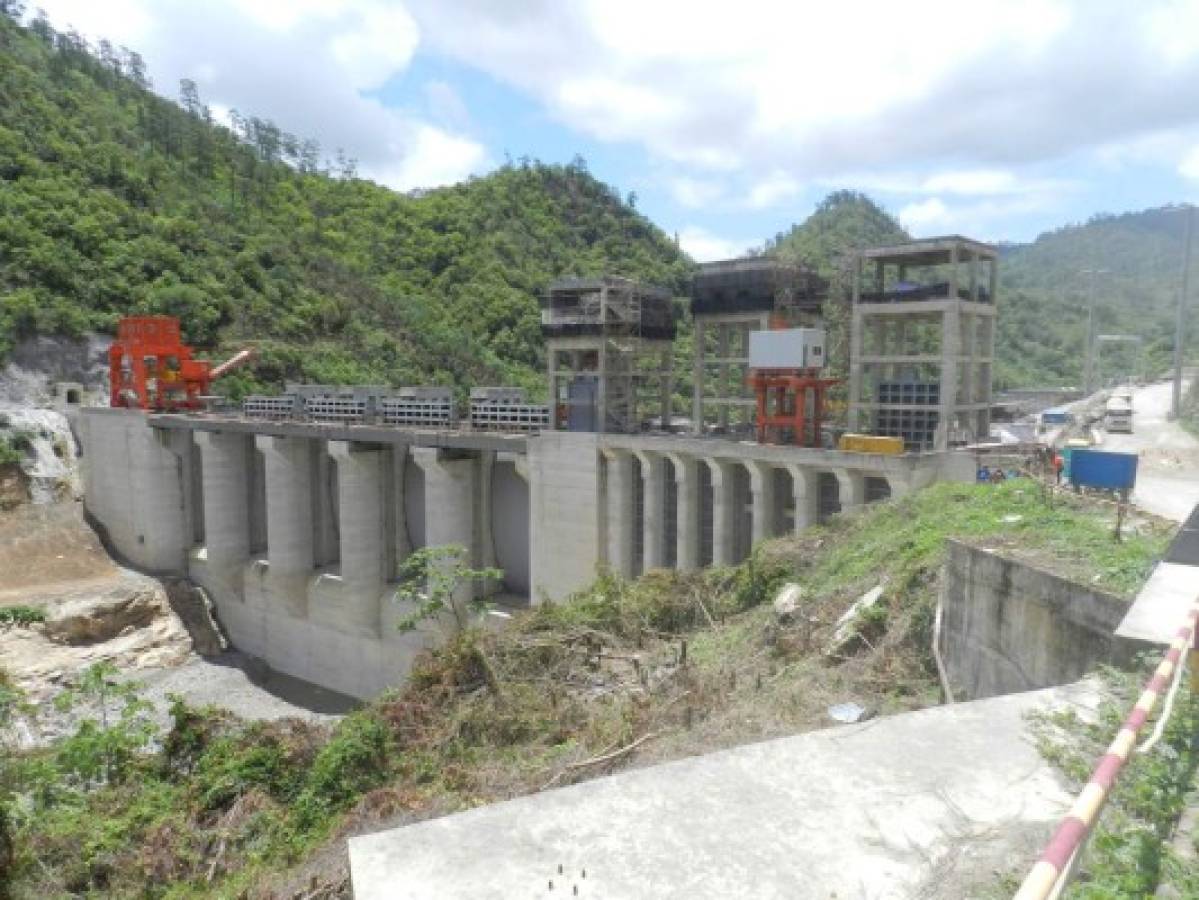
838 433 904 455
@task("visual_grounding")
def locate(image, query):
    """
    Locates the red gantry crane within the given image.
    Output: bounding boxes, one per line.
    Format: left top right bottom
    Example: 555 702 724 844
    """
109 316 256 412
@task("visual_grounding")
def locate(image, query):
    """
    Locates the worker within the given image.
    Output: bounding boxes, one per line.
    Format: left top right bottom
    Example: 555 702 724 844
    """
1052 452 1064 485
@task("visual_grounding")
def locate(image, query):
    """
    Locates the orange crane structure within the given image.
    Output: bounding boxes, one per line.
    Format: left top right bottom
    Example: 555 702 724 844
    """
108 316 256 412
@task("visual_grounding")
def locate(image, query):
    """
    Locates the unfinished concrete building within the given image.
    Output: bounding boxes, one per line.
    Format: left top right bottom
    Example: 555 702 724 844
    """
691 258 828 435
849 237 997 451
543 277 676 433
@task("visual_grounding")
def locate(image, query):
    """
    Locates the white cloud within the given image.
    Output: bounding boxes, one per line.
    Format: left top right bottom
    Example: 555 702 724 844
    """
745 173 801 210
899 198 952 235
898 192 1067 239
1179 146 1199 181
366 123 487 191
678 226 754 262
668 177 723 209
36 0 483 192
329 3 420 91
408 0 1199 185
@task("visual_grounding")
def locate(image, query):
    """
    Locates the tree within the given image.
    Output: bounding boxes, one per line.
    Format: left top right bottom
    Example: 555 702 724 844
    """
392 545 502 633
179 77 201 117
121 46 150 89
52 661 155 785
392 545 504 696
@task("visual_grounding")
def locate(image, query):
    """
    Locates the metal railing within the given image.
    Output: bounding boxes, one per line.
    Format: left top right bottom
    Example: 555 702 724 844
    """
1013 597 1199 899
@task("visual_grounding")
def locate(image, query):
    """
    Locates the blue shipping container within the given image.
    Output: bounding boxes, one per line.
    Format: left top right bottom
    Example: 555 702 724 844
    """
1069 449 1138 491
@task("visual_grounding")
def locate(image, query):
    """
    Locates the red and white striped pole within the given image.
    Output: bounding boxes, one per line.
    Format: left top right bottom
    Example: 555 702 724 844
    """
1014 602 1199 900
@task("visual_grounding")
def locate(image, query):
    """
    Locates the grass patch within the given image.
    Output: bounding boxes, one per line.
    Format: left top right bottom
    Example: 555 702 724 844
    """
0 606 45 628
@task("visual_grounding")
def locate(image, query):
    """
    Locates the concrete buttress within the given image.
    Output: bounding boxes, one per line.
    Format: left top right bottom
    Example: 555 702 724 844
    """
256 434 314 617
633 450 668 571
192 431 250 592
412 448 478 607
603 449 636 578
667 453 700 571
705 459 736 566
747 460 776 547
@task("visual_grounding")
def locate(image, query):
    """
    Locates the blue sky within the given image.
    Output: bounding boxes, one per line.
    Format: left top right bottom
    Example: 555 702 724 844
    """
35 0 1199 259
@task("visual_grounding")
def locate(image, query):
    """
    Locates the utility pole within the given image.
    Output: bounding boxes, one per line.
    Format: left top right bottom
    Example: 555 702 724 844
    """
1171 205 1195 420
1079 268 1108 395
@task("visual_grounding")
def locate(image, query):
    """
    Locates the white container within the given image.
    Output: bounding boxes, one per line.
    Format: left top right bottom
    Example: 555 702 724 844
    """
748 328 826 370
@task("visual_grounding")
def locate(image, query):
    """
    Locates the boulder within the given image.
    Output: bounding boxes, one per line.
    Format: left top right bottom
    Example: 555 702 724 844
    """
42 583 163 644
772 582 804 624
826 584 885 656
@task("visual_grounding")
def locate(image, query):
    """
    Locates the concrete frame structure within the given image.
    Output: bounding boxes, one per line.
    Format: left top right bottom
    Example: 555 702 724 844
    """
849 236 997 452
542 277 675 433
690 258 828 436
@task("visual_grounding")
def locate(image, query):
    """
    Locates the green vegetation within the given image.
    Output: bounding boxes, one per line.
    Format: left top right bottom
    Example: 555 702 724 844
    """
998 208 1196 389
0 11 688 399
0 605 45 627
1028 666 1199 898
2 481 1171 897
798 479 1169 601
0 434 26 467
392 545 503 634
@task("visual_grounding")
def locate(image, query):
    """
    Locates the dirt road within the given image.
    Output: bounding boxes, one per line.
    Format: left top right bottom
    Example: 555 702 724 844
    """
1100 380 1199 522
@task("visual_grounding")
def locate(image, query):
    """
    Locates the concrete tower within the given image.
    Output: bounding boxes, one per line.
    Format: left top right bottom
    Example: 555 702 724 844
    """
849 236 998 451
542 276 676 433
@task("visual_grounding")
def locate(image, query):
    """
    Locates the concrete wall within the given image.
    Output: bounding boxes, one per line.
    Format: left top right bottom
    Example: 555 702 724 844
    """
79 409 189 573
941 540 1137 699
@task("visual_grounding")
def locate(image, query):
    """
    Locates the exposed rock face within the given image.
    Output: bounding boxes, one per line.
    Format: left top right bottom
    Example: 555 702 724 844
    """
0 572 193 700
41 581 165 644
160 577 229 657
0 462 29 510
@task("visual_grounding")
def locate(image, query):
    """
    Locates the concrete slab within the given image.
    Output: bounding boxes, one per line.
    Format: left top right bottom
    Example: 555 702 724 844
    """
349 683 1098 900
1115 562 1199 645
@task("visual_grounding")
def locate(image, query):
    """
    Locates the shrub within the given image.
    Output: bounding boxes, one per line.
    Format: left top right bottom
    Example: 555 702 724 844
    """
290 712 391 830
0 606 45 627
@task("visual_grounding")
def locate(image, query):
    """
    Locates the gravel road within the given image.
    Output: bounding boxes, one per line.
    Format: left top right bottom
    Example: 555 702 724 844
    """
1100 380 1199 523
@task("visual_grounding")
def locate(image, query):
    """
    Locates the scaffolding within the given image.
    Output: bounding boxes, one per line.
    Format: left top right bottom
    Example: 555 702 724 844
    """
543 276 676 434
690 258 828 435
848 236 997 452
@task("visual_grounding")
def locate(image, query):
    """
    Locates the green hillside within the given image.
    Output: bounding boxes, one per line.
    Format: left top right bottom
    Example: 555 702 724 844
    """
998 207 1193 387
0 11 689 398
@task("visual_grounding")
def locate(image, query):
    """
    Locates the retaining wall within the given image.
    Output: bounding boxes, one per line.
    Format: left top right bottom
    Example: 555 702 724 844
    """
941 539 1139 699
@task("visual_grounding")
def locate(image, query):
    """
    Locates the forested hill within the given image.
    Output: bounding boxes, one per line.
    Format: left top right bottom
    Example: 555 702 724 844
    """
997 207 1192 387
0 11 689 396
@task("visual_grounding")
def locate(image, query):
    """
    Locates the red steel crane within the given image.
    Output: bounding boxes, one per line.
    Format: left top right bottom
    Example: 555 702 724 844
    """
109 316 256 412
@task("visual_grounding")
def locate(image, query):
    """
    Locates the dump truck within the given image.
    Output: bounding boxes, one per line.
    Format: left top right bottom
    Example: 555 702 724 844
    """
1104 394 1133 434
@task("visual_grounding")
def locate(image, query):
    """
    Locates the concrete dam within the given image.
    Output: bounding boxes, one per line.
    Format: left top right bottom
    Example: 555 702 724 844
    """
80 237 996 698
79 409 965 697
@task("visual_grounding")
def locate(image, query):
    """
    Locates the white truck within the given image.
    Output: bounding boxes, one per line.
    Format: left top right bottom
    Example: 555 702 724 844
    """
1104 392 1133 434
